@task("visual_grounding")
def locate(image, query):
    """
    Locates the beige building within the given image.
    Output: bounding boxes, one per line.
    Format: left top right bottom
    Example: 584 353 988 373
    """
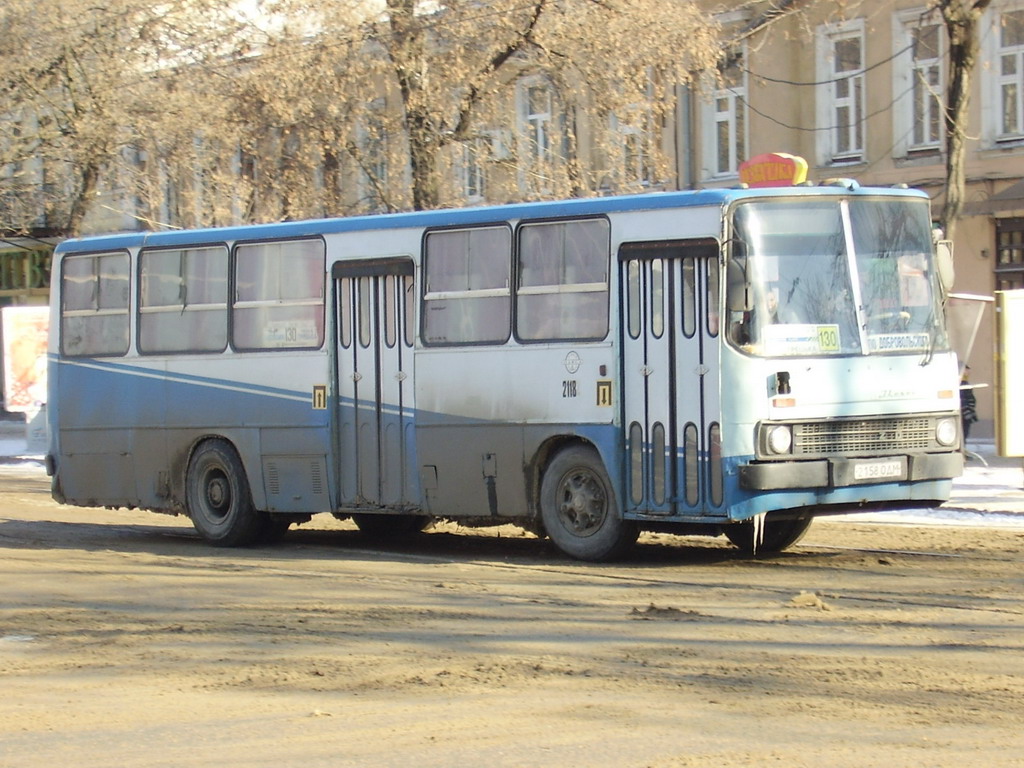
693 0 1024 438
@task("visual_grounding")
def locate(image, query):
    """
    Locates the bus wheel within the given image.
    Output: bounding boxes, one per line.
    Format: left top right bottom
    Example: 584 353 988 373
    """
725 514 812 555
540 445 638 562
352 513 431 538
186 440 263 547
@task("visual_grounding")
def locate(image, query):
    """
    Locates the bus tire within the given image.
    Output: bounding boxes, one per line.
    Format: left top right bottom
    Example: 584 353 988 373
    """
725 514 812 555
540 445 638 562
186 439 263 547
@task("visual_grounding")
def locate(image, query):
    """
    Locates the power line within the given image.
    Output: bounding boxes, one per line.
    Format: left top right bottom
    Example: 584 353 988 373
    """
739 42 915 88
720 75 919 136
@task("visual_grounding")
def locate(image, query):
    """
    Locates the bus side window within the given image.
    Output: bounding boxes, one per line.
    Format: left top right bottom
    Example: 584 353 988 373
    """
516 218 609 342
422 226 511 345
61 251 131 357
233 239 325 351
139 246 228 354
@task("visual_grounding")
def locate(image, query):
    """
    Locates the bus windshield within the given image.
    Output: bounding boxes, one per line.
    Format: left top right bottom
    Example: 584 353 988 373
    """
726 197 948 357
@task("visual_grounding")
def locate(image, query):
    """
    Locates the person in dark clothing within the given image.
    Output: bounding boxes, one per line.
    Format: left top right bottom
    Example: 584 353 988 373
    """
960 366 978 447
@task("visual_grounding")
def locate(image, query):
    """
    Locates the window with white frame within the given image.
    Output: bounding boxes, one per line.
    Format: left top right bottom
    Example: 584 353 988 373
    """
461 138 487 201
897 9 942 157
516 77 566 195
611 109 654 188
895 11 944 156
998 9 1024 139
817 21 866 164
911 22 944 148
521 79 554 166
702 48 747 179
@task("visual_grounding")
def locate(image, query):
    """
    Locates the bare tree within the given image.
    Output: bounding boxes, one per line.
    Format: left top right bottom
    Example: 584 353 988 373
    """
237 0 722 213
2 0 722 230
0 0 244 235
935 0 992 242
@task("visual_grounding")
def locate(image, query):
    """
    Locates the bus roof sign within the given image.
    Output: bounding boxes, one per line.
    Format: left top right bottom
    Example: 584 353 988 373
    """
739 153 809 188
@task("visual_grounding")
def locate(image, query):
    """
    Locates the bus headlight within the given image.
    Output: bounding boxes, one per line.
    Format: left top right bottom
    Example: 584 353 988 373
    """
935 417 958 447
766 425 793 455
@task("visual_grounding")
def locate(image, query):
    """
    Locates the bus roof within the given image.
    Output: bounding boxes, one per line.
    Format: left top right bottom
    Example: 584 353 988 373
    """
54 183 930 255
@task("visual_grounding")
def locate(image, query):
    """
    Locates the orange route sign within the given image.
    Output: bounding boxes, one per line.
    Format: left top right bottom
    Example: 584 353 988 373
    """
738 152 809 188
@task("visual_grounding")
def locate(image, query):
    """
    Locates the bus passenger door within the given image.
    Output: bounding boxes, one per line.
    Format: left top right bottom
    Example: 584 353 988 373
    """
333 259 417 508
620 240 722 517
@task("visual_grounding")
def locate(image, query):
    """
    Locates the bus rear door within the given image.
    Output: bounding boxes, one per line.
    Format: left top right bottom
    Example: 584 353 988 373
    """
333 258 417 508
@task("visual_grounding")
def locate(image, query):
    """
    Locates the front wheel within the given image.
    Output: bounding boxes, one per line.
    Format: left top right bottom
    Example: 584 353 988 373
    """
186 439 263 547
540 445 638 562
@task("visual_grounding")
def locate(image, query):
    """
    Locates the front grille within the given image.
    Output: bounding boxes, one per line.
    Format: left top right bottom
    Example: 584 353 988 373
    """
792 417 934 456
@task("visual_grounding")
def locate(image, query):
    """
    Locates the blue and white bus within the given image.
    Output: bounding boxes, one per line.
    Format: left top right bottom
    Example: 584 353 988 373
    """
46 181 963 560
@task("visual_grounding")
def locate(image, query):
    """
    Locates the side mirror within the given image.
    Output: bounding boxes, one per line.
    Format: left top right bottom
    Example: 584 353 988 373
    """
935 240 954 293
727 259 753 312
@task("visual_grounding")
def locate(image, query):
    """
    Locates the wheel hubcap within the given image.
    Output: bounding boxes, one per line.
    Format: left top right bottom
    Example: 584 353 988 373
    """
205 473 230 518
557 469 606 536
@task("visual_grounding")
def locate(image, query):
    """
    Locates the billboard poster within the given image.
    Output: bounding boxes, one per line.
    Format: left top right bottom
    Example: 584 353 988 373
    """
2 305 49 413
996 290 1024 457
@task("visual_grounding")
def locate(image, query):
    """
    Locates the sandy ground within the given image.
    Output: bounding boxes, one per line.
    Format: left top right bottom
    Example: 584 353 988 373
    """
1 461 1023 767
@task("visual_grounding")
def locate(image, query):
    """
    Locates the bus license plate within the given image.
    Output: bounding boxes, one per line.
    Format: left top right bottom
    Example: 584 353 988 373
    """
853 459 904 481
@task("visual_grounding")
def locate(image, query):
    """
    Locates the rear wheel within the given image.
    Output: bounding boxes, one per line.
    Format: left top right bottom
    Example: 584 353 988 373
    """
540 445 638 561
186 439 263 547
725 514 812 555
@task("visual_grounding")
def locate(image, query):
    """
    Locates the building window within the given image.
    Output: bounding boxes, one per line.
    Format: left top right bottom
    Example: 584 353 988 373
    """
817 21 866 164
462 138 487 201
702 49 747 178
611 109 654 188
996 217 1024 290
516 77 566 194
523 81 553 166
998 10 1024 139
895 11 945 156
911 23 944 148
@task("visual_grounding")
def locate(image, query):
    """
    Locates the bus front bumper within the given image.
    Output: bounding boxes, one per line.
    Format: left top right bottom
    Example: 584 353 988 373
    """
738 452 964 491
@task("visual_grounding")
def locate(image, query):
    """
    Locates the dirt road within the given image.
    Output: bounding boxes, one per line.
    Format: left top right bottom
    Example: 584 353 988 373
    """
1 462 1023 767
